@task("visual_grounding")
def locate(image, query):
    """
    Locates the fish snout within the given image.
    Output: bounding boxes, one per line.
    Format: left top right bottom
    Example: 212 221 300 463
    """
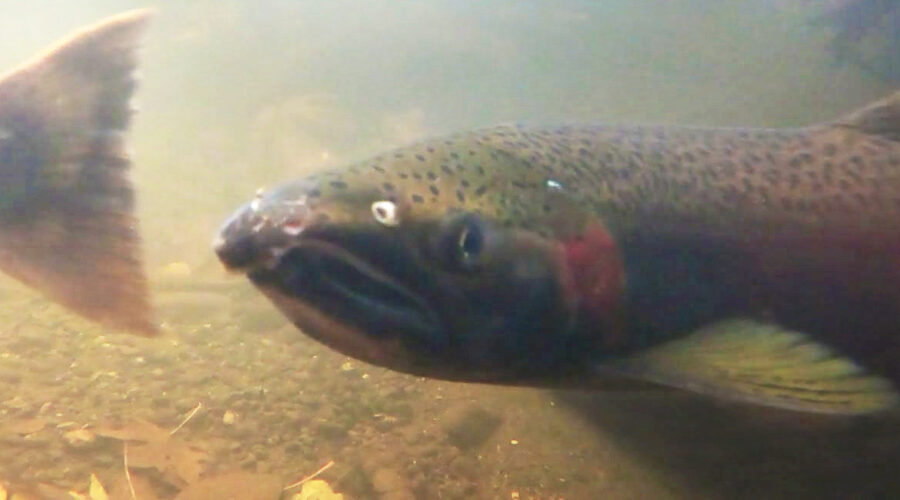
214 231 259 270
215 193 313 271
214 202 266 270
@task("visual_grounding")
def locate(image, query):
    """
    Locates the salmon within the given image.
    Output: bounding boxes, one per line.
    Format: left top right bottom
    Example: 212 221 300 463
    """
216 91 900 414
0 11 155 335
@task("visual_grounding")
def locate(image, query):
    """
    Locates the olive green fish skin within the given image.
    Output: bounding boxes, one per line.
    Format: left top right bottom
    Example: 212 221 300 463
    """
217 92 900 402
292 112 900 247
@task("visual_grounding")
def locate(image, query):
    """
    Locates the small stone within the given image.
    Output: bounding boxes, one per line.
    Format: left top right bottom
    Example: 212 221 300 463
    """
372 467 406 493
161 261 192 277
240 454 257 469
443 405 502 451
63 428 95 447
223 410 236 425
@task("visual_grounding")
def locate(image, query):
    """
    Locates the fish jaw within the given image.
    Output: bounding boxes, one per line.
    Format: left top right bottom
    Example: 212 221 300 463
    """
215 175 601 383
215 184 439 371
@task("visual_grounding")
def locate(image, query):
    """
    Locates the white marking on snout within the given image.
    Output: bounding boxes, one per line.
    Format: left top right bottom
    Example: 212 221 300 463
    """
211 235 226 251
372 200 400 227
270 246 287 260
282 221 305 236
250 187 266 212
263 246 290 269
284 195 308 207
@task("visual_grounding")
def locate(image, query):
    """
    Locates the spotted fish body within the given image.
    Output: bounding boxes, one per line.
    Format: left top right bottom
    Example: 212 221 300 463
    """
218 92 900 414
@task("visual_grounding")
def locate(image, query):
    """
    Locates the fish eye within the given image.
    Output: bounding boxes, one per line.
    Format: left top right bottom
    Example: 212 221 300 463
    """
371 200 400 226
444 215 486 271
437 213 490 272
458 222 484 262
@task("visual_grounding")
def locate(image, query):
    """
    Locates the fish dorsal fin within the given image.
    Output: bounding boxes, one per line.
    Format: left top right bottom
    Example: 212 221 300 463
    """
0 11 156 335
613 319 899 415
835 91 900 141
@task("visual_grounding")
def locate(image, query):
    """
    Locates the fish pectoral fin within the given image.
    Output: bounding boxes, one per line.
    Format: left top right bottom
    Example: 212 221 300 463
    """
612 319 899 415
836 90 900 141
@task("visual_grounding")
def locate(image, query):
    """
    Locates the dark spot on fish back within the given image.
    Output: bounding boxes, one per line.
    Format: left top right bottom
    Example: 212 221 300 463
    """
411 194 424 204
329 180 348 190
429 185 439 196
789 153 812 168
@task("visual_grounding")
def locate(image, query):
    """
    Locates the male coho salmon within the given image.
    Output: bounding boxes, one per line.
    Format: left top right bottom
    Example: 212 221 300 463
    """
217 91 900 415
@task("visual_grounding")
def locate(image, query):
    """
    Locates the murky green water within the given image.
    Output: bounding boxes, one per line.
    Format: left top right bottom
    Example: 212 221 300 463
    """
0 1 897 498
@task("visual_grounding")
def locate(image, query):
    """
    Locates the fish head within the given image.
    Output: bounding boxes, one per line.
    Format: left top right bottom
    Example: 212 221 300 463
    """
216 132 615 383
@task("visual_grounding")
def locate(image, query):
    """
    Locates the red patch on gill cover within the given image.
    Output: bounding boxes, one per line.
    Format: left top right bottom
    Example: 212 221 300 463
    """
558 223 626 348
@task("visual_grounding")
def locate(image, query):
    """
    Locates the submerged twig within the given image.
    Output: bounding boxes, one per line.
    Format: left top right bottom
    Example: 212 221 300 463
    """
170 402 202 436
124 443 137 500
283 460 335 491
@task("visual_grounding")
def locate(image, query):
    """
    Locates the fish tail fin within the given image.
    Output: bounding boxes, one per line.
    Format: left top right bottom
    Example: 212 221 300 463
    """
0 11 156 335
834 90 900 141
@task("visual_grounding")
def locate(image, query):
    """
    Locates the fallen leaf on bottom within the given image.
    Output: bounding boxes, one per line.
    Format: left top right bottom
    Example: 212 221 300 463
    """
293 479 344 500
173 471 282 500
128 438 209 486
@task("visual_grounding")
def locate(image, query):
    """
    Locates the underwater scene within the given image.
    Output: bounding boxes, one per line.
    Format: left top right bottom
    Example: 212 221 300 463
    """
0 1 898 498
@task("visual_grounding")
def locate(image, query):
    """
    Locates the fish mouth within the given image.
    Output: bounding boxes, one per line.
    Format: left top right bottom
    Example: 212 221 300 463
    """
248 238 443 346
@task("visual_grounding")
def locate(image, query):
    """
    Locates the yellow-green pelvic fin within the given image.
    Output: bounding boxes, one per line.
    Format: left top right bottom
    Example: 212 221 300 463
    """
614 319 899 415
